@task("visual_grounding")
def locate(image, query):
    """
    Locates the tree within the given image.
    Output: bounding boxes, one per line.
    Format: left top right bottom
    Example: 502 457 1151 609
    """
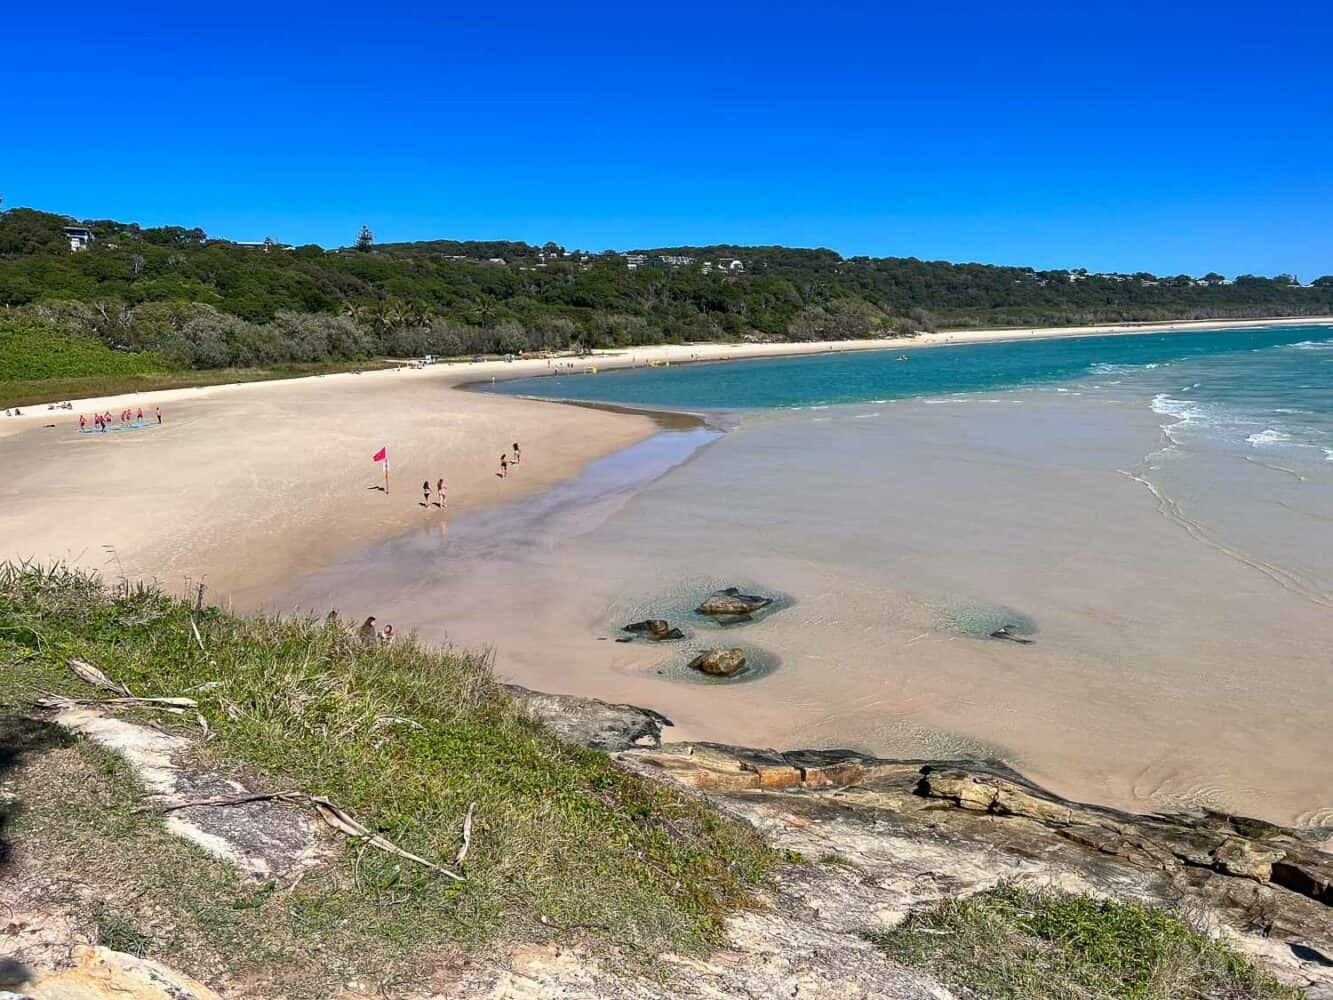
355 225 374 252
1313 276 1333 288
1202 272 1226 286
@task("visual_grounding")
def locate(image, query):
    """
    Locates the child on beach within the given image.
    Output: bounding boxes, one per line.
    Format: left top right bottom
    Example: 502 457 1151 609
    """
155 406 162 424
79 415 86 431
437 478 447 506
136 407 143 421
499 454 508 478
381 624 395 644
512 442 521 465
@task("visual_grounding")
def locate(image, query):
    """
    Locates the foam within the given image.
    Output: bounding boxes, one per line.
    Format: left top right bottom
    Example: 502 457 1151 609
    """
1246 428 1293 447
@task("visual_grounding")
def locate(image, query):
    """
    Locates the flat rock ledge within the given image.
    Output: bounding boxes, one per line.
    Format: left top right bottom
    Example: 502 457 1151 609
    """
611 741 1333 998
50 706 328 881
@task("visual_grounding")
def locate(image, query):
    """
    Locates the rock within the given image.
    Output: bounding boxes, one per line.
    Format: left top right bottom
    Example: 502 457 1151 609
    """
622 620 684 640
504 685 673 751
613 737 1333 998
50 708 326 880
19 945 219 999
696 588 773 616
688 648 747 676
1214 837 1285 882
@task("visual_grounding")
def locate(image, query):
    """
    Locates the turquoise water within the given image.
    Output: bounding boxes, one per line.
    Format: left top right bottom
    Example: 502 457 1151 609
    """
487 326 1333 437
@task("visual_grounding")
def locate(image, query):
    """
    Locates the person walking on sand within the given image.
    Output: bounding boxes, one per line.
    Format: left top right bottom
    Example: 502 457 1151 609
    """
79 414 86 432
136 407 143 421
423 480 432 506
437 478 447 507
499 453 508 478
511 442 521 466
358 616 379 644
155 406 162 424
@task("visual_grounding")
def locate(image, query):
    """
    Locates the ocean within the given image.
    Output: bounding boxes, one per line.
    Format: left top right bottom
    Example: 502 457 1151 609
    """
276 325 1333 825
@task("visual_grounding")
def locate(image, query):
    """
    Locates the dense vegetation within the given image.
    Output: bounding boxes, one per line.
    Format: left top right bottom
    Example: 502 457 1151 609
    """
3 205 1331 376
865 884 1301 999
0 563 775 994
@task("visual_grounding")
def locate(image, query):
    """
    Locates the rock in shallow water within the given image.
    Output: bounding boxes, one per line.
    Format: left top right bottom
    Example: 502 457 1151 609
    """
622 620 685 640
696 588 773 616
689 648 747 677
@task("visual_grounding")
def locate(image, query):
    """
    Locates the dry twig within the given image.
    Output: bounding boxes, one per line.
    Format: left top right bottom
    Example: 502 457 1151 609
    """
456 802 476 865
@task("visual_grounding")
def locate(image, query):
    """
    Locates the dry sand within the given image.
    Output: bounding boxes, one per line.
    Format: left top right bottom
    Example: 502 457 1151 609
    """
0 364 657 603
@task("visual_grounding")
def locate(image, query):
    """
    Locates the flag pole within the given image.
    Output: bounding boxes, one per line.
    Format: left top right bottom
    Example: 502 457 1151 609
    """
384 457 389 494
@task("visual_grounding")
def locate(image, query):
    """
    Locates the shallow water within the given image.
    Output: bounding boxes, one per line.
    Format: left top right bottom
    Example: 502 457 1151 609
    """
270 325 1333 826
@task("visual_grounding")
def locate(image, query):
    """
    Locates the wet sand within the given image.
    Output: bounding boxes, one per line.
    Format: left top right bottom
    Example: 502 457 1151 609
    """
265 392 1333 828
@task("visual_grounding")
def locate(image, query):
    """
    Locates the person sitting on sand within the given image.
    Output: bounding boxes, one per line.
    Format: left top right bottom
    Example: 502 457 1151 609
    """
499 454 508 478
358 616 378 644
512 442 521 466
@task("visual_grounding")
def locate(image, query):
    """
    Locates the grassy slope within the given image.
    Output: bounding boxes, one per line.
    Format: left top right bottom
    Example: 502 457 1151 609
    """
0 565 774 989
0 323 171 383
864 884 1302 1000
0 359 404 408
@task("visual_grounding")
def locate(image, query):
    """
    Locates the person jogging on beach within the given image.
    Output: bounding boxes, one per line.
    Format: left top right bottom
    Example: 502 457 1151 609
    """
499 454 508 478
512 442 521 466
437 478 447 506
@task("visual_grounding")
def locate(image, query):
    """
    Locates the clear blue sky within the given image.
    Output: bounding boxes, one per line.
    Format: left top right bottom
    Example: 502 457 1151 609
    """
4 1 1331 277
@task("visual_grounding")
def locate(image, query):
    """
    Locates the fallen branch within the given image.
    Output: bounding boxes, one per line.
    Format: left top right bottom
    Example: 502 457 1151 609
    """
190 618 207 654
456 801 476 865
38 693 197 713
309 796 464 882
135 791 304 814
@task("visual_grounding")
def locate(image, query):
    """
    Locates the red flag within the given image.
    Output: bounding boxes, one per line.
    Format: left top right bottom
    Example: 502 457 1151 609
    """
372 446 387 463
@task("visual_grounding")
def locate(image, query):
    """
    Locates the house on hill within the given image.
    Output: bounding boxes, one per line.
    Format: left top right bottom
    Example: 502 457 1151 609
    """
62 226 93 251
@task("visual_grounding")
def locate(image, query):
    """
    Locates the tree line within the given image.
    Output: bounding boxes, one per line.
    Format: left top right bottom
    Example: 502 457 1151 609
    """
2 206 1330 372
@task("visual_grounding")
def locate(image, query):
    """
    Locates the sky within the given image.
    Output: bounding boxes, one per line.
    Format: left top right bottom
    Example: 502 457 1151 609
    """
4 1 1331 277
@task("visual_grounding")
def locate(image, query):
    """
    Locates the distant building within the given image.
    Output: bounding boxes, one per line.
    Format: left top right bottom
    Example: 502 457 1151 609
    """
658 254 694 266
624 253 649 269
62 226 93 251
235 236 291 252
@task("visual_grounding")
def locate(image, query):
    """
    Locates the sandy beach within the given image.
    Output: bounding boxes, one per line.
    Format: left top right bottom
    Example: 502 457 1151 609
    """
0 314 1326 603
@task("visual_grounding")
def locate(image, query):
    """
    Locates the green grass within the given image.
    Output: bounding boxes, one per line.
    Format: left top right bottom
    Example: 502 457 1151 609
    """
0 564 776 983
864 884 1302 1000
0 358 407 408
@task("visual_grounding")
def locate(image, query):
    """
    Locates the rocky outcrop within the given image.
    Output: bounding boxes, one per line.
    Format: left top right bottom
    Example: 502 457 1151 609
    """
613 742 1333 998
503 685 672 751
687 648 747 677
49 707 326 880
11 946 220 1000
696 588 773 616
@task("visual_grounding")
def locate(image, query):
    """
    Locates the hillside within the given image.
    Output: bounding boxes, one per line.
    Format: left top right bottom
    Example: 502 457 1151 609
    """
2 205 1331 382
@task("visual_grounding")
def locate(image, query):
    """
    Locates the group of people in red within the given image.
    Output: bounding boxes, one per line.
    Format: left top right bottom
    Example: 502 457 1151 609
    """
79 405 162 433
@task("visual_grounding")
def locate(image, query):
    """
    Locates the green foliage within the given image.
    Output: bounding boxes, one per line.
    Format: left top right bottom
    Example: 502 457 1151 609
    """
0 315 170 381
2 205 1331 377
864 884 1302 1000
0 563 776 958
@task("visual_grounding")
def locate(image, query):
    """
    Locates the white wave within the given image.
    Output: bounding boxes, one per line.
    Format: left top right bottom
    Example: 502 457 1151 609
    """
1151 394 1207 424
1246 428 1292 447
1325 448 1333 463
1289 339 1333 351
